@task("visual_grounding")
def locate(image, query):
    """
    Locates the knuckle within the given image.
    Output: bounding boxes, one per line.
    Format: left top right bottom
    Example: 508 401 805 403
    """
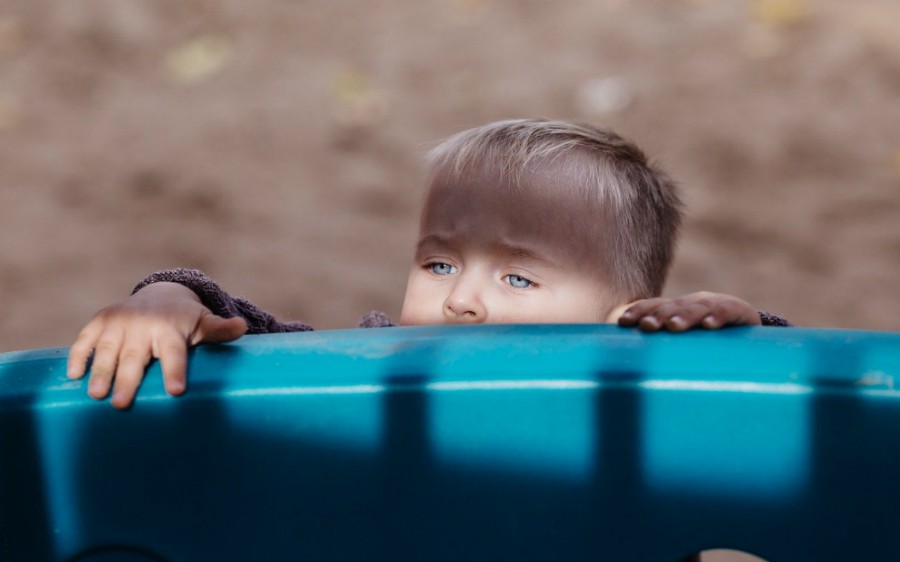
657 301 678 313
88 363 114 379
119 348 149 364
69 341 91 356
710 301 734 315
160 346 187 362
90 350 118 371
687 302 711 314
690 298 712 307
160 333 188 353
93 307 119 322
94 336 119 351
683 291 715 306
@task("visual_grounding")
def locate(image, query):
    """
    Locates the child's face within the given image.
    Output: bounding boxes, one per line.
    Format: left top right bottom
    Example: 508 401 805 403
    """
399 164 620 326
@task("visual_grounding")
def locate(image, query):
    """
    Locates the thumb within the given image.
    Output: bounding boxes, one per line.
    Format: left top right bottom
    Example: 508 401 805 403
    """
194 314 248 344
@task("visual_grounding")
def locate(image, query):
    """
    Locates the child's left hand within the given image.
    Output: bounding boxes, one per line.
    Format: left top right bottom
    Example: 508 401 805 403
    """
614 291 762 332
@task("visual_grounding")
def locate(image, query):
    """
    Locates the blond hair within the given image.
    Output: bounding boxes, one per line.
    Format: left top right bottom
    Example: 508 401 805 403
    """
426 119 682 299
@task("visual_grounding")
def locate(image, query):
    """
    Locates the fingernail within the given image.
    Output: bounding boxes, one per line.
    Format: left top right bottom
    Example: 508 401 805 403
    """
167 380 185 395
670 315 685 328
111 392 130 409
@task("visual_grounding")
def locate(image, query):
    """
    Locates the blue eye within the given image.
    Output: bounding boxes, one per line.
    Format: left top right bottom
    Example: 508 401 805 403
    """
429 262 458 275
506 274 533 289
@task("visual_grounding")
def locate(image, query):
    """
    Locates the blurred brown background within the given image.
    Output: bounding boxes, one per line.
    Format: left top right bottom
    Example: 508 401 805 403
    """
1 0 899 352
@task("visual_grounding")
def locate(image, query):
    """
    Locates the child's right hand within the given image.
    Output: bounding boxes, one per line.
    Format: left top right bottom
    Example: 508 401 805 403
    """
614 291 762 332
66 282 248 409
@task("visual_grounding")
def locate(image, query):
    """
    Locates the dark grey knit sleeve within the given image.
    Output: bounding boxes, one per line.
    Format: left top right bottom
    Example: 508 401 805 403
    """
131 268 313 334
758 310 791 327
358 311 395 328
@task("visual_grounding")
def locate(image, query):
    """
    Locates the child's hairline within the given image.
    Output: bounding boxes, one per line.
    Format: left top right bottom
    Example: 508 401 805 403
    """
419 119 683 302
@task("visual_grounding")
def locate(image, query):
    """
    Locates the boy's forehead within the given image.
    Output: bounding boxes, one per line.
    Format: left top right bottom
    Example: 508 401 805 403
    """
420 162 608 265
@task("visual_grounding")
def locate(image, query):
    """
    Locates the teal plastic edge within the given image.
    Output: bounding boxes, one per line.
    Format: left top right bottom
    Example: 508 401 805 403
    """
2 324 900 562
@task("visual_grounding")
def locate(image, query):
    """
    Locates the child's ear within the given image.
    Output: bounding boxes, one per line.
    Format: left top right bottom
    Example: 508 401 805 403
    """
605 301 637 323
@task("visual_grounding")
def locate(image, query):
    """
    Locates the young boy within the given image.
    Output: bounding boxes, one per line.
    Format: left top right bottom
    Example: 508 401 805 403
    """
67 119 788 409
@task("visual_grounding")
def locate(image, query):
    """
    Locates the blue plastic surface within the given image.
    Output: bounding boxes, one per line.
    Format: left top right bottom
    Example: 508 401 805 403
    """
1 324 900 561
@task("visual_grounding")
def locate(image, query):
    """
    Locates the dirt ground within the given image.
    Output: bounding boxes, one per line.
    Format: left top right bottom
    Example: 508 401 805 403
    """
1 0 899 354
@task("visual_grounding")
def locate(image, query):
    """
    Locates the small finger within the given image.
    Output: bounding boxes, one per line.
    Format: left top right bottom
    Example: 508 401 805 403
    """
701 314 726 329
86 333 124 400
110 345 152 409
665 303 716 331
638 302 681 332
157 333 189 396
67 324 102 380
638 315 663 331
618 298 668 326
701 300 761 328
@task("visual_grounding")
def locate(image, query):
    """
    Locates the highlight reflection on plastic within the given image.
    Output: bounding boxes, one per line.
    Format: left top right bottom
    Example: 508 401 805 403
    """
641 379 810 499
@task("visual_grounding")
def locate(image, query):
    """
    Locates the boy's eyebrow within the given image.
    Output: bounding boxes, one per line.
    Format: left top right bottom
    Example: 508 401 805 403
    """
415 234 453 251
489 240 557 266
416 234 559 266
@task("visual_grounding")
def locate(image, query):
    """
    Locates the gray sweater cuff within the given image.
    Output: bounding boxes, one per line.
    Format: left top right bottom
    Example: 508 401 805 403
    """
132 268 314 334
758 310 791 327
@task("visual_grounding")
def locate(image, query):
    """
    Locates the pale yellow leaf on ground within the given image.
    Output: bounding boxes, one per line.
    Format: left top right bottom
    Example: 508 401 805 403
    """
753 0 811 27
165 34 233 84
330 69 389 129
